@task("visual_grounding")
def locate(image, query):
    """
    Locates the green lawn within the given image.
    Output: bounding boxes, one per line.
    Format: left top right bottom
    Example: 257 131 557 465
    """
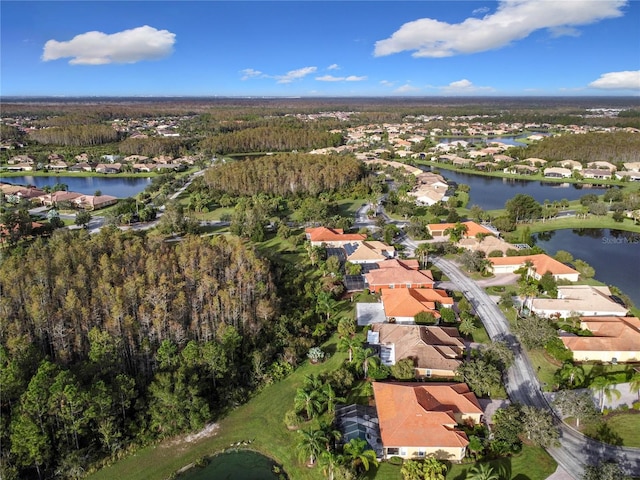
603 413 640 447
527 349 561 391
88 336 348 480
336 198 368 217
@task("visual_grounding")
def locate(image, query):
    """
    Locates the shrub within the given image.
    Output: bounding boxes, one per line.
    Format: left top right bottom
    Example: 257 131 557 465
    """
307 346 325 363
388 456 404 466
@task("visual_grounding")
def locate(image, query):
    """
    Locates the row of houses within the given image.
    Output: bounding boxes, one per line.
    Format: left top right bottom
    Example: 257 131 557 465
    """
4 154 197 173
0 183 118 211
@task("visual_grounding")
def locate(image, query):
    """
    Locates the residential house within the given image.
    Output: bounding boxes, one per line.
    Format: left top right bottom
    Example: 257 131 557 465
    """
345 241 395 264
73 194 118 211
5 163 34 172
37 191 83 207
503 165 538 175
68 162 93 172
364 259 435 292
427 221 494 240
529 285 629 319
615 171 640 182
544 167 572 178
305 226 366 247
380 288 453 323
559 160 582 171
7 155 35 165
369 324 464 377
559 316 640 363
587 161 617 172
488 253 579 282
457 235 516 257
372 382 482 461
582 169 612 180
45 161 69 171
95 163 122 174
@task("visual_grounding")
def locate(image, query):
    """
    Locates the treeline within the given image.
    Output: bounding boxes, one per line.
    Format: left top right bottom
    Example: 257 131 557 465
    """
28 125 121 146
198 125 343 154
0 229 288 478
511 131 640 164
203 153 363 197
118 136 195 157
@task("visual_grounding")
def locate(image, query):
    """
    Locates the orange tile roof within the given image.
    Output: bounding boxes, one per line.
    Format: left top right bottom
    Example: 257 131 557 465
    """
365 262 434 288
381 288 450 318
305 226 366 243
373 382 481 448
561 316 640 353
427 221 493 238
489 253 578 276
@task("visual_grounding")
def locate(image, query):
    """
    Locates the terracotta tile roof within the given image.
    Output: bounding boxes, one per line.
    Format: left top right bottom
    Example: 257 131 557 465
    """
488 253 578 276
371 324 464 371
381 288 452 318
365 260 434 288
561 316 640 352
427 221 493 238
373 382 481 448
346 241 394 262
305 226 366 243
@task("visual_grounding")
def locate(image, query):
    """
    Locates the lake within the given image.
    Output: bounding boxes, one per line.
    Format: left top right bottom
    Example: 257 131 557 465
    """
1 175 152 198
436 132 549 147
534 228 640 307
177 450 281 480
434 168 608 211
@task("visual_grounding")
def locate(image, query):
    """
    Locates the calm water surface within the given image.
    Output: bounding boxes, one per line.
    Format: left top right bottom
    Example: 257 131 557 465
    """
435 169 608 211
177 450 280 480
2 175 152 198
534 229 640 307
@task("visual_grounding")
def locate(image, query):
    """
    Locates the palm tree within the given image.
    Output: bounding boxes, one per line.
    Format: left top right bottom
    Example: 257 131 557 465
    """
591 377 621 412
321 383 345 415
444 222 468 243
458 316 477 338
466 463 500 480
342 437 378 474
414 243 430 268
294 388 322 421
630 373 640 401
318 450 343 480
316 291 338 321
296 428 328 466
353 346 380 379
338 336 362 363
557 361 586 388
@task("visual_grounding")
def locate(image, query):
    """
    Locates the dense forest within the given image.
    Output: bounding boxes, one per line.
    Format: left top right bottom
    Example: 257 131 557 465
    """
0 229 328 479
27 125 121 147
508 131 640 164
203 153 364 197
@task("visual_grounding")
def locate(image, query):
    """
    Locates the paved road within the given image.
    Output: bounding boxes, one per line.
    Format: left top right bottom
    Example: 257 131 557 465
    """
430 256 640 479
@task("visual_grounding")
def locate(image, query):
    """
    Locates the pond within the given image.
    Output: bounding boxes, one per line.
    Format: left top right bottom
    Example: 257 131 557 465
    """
435 132 549 147
534 228 640 307
433 168 608 211
177 450 282 480
2 175 152 198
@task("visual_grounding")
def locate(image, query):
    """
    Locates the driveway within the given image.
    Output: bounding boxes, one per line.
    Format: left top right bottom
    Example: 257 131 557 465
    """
430 256 640 479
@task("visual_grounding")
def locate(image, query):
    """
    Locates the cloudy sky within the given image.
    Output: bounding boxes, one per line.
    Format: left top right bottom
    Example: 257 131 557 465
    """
1 0 639 96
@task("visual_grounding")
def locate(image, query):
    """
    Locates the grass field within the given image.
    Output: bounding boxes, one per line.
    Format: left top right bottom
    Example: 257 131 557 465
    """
603 413 640 447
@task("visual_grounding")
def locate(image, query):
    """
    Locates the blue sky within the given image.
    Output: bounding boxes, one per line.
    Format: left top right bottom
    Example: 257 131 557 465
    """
1 0 639 97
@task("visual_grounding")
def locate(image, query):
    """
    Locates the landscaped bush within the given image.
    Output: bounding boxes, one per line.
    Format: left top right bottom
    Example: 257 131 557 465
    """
388 456 404 466
307 346 326 363
545 337 573 363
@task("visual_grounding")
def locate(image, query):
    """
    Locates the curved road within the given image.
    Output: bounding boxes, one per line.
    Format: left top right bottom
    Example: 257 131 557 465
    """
430 256 640 479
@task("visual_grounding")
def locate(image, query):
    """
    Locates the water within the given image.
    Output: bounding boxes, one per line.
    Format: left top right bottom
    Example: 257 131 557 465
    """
534 229 640 307
1 175 152 198
433 168 608 211
435 132 548 147
177 450 281 480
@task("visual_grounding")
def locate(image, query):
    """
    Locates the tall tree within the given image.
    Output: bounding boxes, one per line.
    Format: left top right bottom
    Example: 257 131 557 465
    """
296 428 328 466
342 437 378 474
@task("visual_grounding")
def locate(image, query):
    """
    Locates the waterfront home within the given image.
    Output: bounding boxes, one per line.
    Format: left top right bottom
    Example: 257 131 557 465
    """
45 161 69 171
623 162 640 172
372 382 482 461
559 316 640 363
0 184 46 201
457 235 516 257
369 324 464 377
522 157 547 167
38 191 83 207
544 167 572 178
582 169 612 180
95 163 122 174
305 226 366 247
68 162 93 172
488 253 579 281
7 155 35 165
5 163 34 172
503 165 538 175
426 221 494 240
364 259 435 293
528 285 629 319
73 194 118 211
615 171 640 182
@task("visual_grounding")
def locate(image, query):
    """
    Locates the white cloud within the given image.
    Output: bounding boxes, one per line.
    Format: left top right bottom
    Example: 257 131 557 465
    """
276 66 317 84
440 79 495 94
240 69 264 80
394 84 420 94
327 64 340 70
589 70 640 90
316 75 366 82
42 25 175 65
374 0 626 58
380 80 395 87
472 7 490 16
